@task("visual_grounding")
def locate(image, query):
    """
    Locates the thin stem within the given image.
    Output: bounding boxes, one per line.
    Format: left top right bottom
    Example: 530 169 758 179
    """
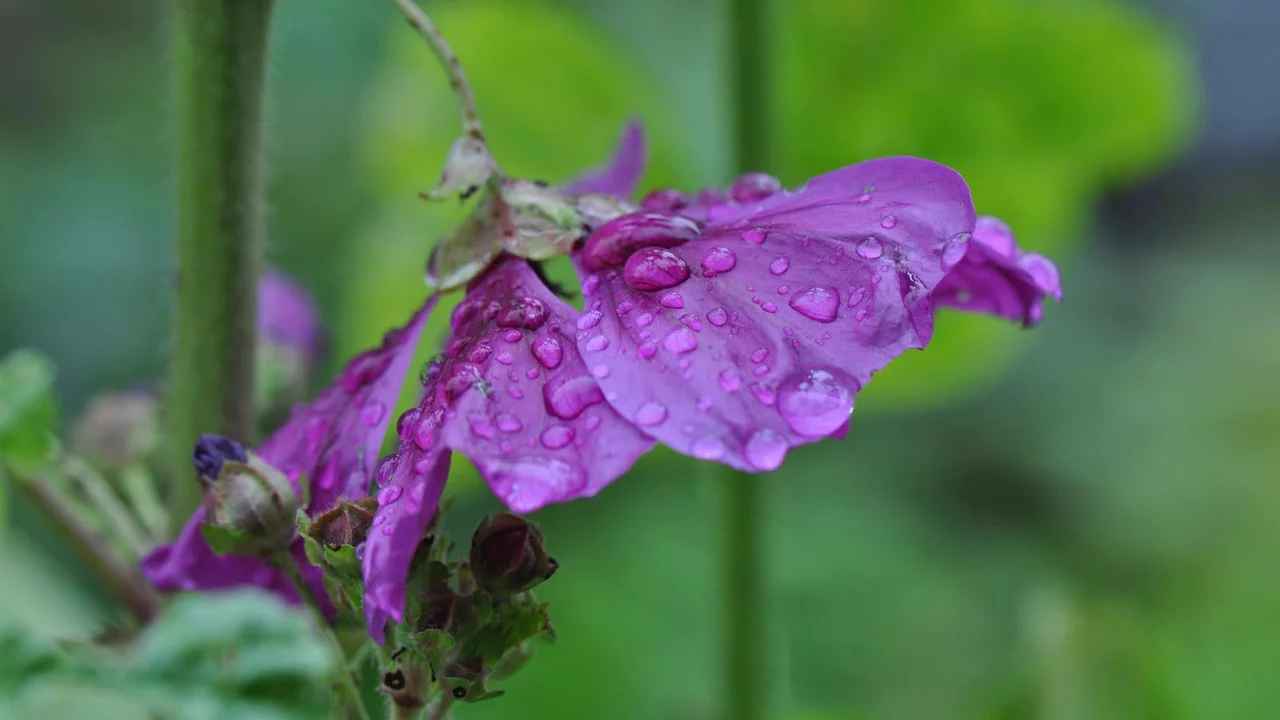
723 0 770 716
168 0 274 535
63 456 152 557
423 690 454 720
388 0 485 140
275 557 373 720
10 471 160 624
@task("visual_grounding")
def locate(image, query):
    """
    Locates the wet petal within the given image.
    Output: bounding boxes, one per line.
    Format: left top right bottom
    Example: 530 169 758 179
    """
932 216 1062 327
258 297 434 511
437 258 654 511
361 447 451 642
142 299 433 603
575 157 976 471
563 122 646 199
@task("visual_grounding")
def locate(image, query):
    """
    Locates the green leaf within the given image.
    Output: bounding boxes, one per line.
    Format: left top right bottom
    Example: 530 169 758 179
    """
122 590 335 720
321 544 361 576
199 522 253 556
0 625 65 710
0 349 60 474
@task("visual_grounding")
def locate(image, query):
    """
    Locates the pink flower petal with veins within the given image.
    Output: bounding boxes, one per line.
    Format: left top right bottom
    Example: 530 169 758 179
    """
931 215 1062 327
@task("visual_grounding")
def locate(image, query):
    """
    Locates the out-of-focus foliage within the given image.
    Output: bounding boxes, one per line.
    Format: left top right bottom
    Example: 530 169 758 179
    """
0 349 60 476
2 590 333 720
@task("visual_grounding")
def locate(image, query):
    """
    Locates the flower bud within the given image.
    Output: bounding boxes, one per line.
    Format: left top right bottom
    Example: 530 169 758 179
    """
70 390 159 471
195 434 298 557
469 513 558 597
307 497 377 549
500 179 583 261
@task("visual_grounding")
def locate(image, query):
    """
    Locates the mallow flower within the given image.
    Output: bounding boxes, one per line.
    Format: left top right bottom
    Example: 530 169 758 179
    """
357 124 1062 640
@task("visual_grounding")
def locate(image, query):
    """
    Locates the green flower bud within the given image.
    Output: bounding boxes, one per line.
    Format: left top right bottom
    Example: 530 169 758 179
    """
500 179 583 261
70 390 159 471
307 497 377 549
469 513 558 597
195 435 298 557
423 136 495 202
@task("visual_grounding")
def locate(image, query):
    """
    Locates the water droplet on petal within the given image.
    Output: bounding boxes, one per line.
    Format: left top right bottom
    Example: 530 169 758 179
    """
719 369 742 392
469 415 496 439
360 401 386 427
503 329 522 343
701 247 737 274
776 367 857 437
507 387 524 399
586 335 609 352
741 228 767 244
636 312 654 327
856 237 883 259
750 383 776 405
730 172 783 202
770 257 790 275
624 247 691 291
495 350 514 365
789 286 840 323
680 313 703 331
616 300 634 315
761 301 777 313
584 415 602 430
941 232 970 270
467 343 494 363
635 402 668 426
637 340 658 359
374 454 400 487
526 368 539 380
495 297 549 329
691 436 726 460
582 212 700 270
659 291 685 308
880 215 897 229
751 348 768 363
540 425 575 449
532 336 563 369
378 484 403 505
663 327 698 354
577 310 603 330
496 414 523 432
744 429 787 471
847 287 867 308
396 409 420 441
591 363 611 378
707 307 729 326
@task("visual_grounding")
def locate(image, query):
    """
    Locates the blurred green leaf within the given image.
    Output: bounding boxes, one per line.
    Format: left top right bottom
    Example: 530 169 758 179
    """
0 348 60 474
0 625 64 712
775 0 1193 406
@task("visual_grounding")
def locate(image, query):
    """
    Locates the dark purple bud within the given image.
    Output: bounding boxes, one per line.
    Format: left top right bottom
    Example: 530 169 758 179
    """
193 434 249 483
469 513 557 596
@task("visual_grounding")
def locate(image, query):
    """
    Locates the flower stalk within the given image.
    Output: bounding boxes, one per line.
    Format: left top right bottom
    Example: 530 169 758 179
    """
168 0 274 534
388 0 485 141
723 0 770 717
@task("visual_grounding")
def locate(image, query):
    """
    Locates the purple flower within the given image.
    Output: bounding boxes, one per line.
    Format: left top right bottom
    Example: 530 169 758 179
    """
358 125 1061 640
141 299 433 610
257 269 324 357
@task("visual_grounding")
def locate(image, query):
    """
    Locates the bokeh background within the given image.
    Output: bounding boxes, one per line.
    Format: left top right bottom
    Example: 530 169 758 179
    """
3 0 1278 718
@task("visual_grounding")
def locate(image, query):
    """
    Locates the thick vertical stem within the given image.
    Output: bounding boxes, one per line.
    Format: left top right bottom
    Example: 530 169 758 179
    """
168 0 273 534
723 0 770 718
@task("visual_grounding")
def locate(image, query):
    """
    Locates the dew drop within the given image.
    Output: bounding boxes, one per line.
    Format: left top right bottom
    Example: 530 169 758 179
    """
744 429 787 471
769 257 790 275
532 336 563 369
396 408 420 441
691 436 726 460
577 310 603 330
526 368 539 380
880 215 897 229
378 484 403 505
847 287 867 307
636 312 654 327
741 228 767 244
502 329 522 343
469 415 496 439
495 350 514 365
635 402 668 426
540 425 575 449
701 247 737 274
616 300 634 316
468 343 494 363
707 308 729 327
776 367 856 437
360 401 386 427
761 301 778 313
789 286 840 323
659 291 685 309
777 285 790 295
624 247 691 291
638 340 658 359
855 237 883 260
941 232 970 270
680 313 703 331
750 383 776 405
591 363 611 378
374 454 400 487
663 327 698 354
751 348 768 363
496 414 523 433
584 415 602 430
719 369 742 392
586 335 610 352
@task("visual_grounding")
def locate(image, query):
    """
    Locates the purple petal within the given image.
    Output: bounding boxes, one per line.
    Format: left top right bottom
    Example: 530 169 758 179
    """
932 216 1062 327
142 298 433 604
437 258 654 511
361 446 451 642
258 297 434 511
563 121 646 199
575 157 977 472
258 269 324 356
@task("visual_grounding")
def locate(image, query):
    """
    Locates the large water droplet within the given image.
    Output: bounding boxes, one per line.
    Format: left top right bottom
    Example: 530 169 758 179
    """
540 425 575 449
788 286 840 323
396 408 421 441
855 237 883 260
378 484 403 505
495 297 548 329
532 336 563 369
880 215 897 229
761 301 777 313
707 307 729 326
582 212 700 270
623 247 691 291
663 327 698 354
634 402 668 426
374 454 400 487
744 429 787 471
741 228 767 244
770 257 790 275
701 247 737 274
776 367 856 437
941 232 970 270
659 291 685 308
730 172 783 203
543 373 605 419
468 343 494 363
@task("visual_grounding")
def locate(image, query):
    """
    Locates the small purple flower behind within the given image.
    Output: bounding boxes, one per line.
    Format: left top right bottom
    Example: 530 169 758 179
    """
358 125 1061 638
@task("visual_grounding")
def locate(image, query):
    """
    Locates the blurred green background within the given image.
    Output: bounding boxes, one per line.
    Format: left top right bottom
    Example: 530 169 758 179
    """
3 0 1278 717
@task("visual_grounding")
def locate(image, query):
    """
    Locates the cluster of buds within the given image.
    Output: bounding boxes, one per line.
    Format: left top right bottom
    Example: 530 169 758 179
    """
378 512 559 710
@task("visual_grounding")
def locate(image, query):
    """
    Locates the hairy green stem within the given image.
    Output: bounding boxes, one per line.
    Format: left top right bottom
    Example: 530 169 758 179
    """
168 0 274 534
275 557 373 720
722 0 770 718
388 0 485 141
